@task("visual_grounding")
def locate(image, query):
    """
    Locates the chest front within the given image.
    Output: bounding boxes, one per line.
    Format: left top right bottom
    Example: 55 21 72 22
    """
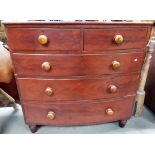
4 22 152 132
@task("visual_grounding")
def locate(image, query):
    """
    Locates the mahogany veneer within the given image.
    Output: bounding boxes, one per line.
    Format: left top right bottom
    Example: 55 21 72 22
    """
84 28 148 50
23 96 134 126
17 75 139 101
6 28 82 51
3 21 152 133
12 51 145 77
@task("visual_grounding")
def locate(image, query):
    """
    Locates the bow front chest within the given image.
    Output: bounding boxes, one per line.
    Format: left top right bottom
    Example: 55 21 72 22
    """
3 22 152 132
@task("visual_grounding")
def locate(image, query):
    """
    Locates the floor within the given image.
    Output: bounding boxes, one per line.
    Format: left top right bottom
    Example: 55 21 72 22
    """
0 104 155 134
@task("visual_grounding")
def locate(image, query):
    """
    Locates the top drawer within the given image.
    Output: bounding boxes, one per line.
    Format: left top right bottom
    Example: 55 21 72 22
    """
6 28 81 51
84 28 148 51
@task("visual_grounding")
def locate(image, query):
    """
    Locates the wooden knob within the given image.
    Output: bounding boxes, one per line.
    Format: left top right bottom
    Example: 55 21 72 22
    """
108 85 118 93
41 62 51 72
38 35 48 45
113 35 124 44
106 108 114 116
45 87 54 96
112 61 120 70
47 111 55 120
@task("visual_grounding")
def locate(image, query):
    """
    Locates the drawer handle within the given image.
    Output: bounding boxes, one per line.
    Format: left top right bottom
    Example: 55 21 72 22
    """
108 85 118 93
45 87 54 96
38 35 48 45
41 62 51 72
47 111 55 120
112 61 120 70
113 34 124 44
106 108 114 116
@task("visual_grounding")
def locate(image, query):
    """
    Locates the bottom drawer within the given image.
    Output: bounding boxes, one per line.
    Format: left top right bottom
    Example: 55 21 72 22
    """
22 96 135 126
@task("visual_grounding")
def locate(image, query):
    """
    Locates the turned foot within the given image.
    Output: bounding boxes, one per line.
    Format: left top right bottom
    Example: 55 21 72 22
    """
29 125 38 133
118 120 127 128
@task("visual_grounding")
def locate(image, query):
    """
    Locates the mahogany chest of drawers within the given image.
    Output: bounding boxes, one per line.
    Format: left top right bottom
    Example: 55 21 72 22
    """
3 21 152 133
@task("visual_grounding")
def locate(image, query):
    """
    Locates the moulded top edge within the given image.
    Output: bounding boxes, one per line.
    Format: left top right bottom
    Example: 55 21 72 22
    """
2 21 153 25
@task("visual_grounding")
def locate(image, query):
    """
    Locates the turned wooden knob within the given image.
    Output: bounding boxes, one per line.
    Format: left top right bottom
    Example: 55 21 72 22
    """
45 87 54 96
108 85 118 93
106 108 114 116
38 35 48 45
112 61 120 70
113 34 124 44
41 62 51 72
47 111 55 120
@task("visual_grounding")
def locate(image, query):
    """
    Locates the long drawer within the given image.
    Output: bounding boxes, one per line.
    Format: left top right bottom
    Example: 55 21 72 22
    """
17 74 139 101
23 96 134 126
84 28 148 51
6 28 81 51
12 51 145 77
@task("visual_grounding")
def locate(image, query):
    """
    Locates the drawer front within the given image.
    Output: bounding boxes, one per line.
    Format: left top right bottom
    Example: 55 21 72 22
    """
6 28 81 51
23 96 134 126
84 28 148 51
13 51 145 77
17 75 139 101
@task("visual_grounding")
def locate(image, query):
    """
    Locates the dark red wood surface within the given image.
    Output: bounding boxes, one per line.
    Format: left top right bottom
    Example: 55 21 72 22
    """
17 74 139 101
4 24 150 52
22 96 134 126
6 28 81 51
12 51 145 77
3 22 152 128
84 28 148 51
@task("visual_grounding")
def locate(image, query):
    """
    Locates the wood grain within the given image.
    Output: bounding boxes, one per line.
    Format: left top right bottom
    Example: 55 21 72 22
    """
17 74 140 101
3 22 152 130
12 51 145 77
84 28 148 50
6 28 81 51
23 96 135 126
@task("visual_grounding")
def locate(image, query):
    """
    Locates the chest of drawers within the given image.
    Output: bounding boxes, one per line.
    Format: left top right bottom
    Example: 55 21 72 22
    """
3 21 152 133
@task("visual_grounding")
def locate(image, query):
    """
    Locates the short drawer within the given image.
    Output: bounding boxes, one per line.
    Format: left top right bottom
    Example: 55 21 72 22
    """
6 28 81 51
84 28 148 51
12 51 145 77
17 74 139 101
23 96 134 126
